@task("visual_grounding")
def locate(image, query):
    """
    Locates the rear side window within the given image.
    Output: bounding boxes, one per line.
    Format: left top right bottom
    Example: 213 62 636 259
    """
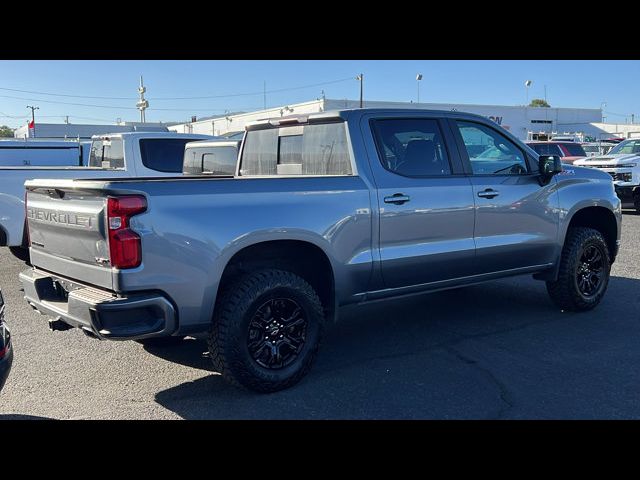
529 143 562 156
183 146 238 175
88 138 124 169
561 143 587 156
240 122 352 176
140 138 198 173
371 118 452 176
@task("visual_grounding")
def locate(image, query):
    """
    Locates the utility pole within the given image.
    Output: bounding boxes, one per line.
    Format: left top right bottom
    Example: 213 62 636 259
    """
64 115 69 124
26 105 39 138
416 74 423 103
136 75 149 123
356 74 364 108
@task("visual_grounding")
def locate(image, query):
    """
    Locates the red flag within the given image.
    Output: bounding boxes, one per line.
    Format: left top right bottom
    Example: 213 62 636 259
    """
28 120 34 129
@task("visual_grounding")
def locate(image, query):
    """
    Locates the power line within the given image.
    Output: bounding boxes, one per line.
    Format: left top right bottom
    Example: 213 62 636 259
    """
0 77 353 101
0 94 139 110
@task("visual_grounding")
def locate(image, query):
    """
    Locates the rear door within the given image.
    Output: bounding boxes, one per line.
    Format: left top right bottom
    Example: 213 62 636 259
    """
364 114 476 289
452 119 559 274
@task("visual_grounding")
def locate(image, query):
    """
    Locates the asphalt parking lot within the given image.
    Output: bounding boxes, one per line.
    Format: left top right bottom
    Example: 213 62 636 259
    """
1 211 639 420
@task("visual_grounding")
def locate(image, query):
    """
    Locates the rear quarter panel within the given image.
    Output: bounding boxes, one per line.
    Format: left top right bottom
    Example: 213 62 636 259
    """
113 176 373 332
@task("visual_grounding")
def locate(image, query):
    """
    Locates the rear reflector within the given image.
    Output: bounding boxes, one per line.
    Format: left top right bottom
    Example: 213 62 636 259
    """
106 196 147 269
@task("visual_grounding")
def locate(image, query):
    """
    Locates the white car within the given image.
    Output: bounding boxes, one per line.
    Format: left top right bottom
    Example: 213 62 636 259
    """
574 138 640 212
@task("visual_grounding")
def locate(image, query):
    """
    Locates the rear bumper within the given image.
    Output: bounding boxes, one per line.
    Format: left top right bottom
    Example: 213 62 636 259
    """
19 268 177 340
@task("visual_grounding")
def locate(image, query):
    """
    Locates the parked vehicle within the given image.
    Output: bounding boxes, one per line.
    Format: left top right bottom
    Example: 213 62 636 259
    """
183 139 241 176
526 141 588 164
20 109 621 393
0 132 213 259
0 289 11 393
0 139 90 167
574 138 640 212
581 142 616 157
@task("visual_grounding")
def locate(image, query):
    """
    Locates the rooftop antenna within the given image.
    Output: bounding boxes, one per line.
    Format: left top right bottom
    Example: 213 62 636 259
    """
136 75 149 123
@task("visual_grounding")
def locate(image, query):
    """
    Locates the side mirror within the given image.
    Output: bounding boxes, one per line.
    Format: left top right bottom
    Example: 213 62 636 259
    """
538 155 562 185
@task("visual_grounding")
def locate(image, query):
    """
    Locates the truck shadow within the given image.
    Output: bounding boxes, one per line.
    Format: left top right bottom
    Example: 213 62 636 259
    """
153 274 640 419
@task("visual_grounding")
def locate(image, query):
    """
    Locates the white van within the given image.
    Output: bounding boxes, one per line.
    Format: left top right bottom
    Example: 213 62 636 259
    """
0 140 89 167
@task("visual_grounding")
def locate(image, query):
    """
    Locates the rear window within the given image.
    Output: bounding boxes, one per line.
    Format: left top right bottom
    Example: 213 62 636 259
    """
561 143 586 156
140 138 201 173
89 138 125 169
183 145 238 175
239 122 352 176
528 143 562 156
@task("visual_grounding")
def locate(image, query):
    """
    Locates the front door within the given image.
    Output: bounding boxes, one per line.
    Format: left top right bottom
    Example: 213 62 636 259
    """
452 119 559 274
367 117 476 289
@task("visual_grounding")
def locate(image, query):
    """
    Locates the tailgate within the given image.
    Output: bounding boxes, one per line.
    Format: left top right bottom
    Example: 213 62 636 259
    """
26 184 113 290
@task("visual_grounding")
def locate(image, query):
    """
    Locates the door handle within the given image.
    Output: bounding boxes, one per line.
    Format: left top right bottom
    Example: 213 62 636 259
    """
477 189 499 199
384 193 411 205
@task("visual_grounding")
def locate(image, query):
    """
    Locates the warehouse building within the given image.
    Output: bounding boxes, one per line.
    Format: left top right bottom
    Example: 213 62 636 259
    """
168 98 603 141
13 121 170 140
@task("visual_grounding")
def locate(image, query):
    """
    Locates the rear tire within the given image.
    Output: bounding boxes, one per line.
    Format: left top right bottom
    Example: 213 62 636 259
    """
208 269 325 393
546 227 610 312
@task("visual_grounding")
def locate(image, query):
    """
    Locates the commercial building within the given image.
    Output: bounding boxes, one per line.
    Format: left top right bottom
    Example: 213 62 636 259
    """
14 121 170 140
168 98 603 141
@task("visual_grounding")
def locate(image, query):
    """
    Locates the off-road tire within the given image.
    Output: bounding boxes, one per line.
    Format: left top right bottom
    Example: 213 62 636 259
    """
208 269 325 393
546 227 611 311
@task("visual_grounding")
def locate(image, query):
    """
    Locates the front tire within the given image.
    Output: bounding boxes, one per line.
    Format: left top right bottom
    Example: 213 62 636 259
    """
208 269 325 393
546 227 611 311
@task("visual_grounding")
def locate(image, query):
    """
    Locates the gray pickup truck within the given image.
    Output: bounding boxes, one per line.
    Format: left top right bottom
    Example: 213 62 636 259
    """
19 109 622 392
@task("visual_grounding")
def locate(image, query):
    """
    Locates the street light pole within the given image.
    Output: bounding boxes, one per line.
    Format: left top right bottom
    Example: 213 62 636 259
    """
416 74 423 103
26 105 39 138
356 74 363 108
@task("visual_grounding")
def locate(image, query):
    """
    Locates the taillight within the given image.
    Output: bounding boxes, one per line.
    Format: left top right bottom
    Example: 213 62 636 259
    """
106 195 147 269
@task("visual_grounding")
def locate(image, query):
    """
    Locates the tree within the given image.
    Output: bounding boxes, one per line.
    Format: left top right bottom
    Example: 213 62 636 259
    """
529 98 550 108
0 125 14 137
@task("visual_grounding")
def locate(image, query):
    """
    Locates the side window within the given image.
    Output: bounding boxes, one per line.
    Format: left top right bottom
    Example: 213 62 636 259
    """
371 118 452 177
89 138 124 169
457 121 528 175
239 122 352 176
140 139 196 173
202 147 237 175
529 143 561 156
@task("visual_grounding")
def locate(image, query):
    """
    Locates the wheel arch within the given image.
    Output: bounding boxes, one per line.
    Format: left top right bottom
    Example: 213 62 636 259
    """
215 238 338 324
564 206 618 262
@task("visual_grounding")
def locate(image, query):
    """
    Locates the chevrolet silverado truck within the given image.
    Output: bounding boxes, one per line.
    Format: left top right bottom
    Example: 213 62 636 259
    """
0 132 212 260
19 109 622 393
574 138 640 212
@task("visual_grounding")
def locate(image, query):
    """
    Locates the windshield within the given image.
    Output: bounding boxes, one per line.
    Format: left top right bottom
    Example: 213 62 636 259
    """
609 139 640 155
582 145 599 153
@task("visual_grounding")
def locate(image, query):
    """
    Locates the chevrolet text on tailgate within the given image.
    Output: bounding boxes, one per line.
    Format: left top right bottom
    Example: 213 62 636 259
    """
20 109 622 393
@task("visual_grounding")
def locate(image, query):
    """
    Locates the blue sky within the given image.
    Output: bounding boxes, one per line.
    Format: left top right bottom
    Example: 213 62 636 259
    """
0 60 638 128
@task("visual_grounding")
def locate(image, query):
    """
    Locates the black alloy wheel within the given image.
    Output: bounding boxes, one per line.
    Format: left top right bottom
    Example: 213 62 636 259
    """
575 244 605 298
247 298 307 369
